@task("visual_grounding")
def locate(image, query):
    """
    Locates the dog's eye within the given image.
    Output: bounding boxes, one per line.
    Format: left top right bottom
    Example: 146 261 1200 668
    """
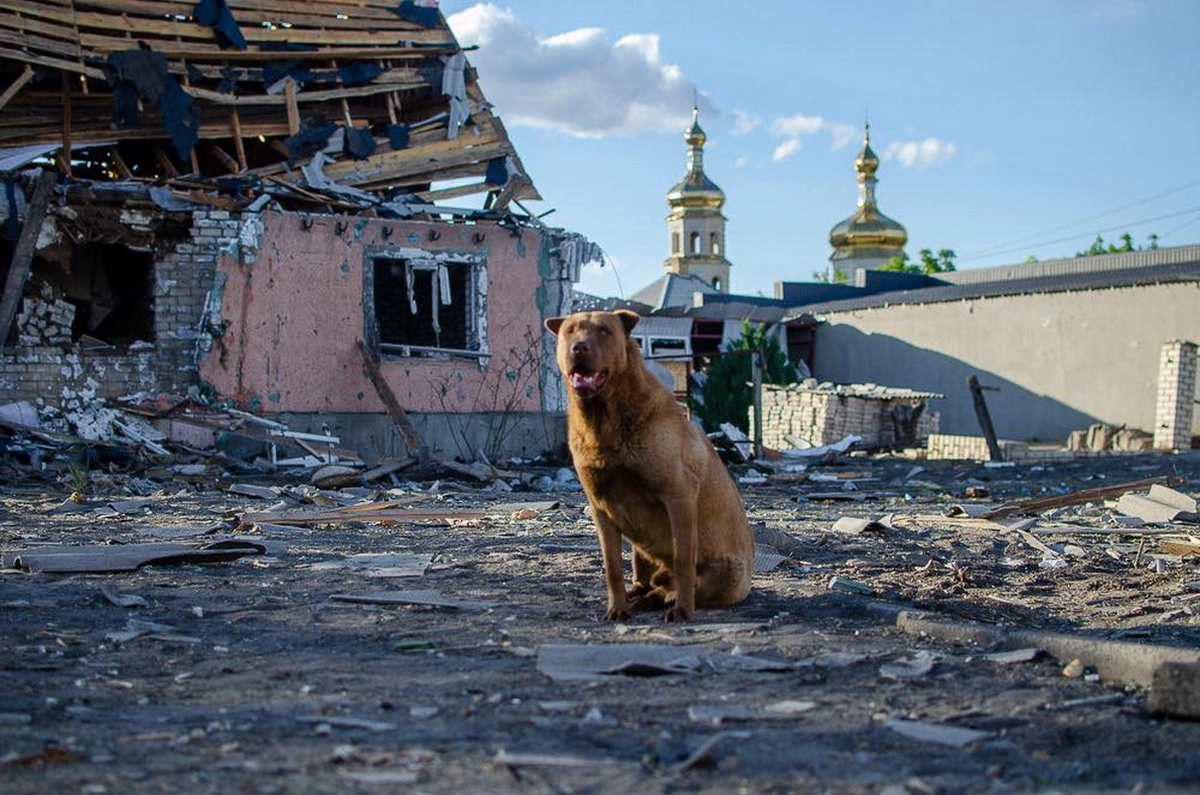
598 327 610 335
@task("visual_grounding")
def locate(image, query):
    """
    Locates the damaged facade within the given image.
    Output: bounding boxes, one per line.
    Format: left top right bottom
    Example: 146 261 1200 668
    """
0 1 598 460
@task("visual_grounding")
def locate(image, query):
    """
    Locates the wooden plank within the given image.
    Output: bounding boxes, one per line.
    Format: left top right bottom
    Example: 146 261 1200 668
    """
982 476 1185 520
356 339 425 456
283 77 299 134
209 142 239 173
183 77 427 107
0 170 56 348
0 64 34 112
110 149 133 178
966 375 1003 462
229 107 247 171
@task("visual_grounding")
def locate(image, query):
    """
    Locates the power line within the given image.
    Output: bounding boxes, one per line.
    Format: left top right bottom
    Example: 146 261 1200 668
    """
960 206 1200 263
962 178 1200 260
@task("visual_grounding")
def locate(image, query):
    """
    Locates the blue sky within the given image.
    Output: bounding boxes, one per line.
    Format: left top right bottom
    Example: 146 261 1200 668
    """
441 0 1200 299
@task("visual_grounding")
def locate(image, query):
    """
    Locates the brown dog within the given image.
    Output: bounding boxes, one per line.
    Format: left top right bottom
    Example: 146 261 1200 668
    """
545 310 754 622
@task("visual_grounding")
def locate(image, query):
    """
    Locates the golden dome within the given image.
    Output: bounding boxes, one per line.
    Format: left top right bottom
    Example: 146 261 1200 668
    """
668 106 724 210
829 123 907 256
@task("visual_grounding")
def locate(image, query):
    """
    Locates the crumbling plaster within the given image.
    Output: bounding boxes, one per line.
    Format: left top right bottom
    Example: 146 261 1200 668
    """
199 210 556 417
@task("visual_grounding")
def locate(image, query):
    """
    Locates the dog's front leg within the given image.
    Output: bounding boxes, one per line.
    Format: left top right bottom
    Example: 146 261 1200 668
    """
593 512 629 620
663 493 698 622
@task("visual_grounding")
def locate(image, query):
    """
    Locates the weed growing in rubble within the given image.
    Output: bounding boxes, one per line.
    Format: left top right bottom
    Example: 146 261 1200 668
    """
428 325 551 462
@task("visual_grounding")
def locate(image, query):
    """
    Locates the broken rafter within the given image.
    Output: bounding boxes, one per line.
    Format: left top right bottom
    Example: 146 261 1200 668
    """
981 475 1186 520
0 170 57 347
0 64 34 111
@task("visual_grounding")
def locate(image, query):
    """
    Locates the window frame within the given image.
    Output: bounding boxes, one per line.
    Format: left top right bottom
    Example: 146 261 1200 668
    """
363 247 489 362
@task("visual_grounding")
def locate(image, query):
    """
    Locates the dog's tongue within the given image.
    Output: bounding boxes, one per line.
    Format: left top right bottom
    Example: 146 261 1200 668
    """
569 370 606 392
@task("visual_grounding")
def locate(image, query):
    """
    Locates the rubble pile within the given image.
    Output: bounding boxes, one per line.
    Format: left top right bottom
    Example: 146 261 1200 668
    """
15 287 75 346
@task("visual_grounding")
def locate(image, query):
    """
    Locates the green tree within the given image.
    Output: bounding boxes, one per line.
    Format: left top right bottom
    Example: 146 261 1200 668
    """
810 267 848 283
1075 232 1158 258
692 321 798 433
881 248 957 274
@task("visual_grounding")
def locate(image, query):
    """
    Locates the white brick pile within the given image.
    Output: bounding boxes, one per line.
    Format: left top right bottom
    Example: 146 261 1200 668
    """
16 286 75 346
1153 340 1198 451
752 380 941 451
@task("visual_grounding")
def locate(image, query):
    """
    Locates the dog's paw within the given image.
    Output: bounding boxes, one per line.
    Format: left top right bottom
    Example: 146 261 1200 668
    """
663 605 692 622
628 589 666 611
605 606 631 621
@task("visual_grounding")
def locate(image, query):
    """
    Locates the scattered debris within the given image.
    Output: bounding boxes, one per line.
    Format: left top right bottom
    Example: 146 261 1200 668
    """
884 719 992 748
2 539 270 573
330 590 497 611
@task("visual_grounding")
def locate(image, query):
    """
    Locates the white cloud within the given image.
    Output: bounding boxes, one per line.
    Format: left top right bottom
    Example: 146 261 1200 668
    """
881 138 958 168
829 122 857 150
769 114 827 137
731 109 761 135
448 3 703 138
735 156 748 168
772 139 801 162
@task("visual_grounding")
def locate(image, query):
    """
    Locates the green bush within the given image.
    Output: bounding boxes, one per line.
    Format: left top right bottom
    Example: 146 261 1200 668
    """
691 321 798 433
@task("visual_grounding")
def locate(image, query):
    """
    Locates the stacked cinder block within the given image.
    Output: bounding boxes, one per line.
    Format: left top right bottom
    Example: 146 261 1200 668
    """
1153 340 1198 450
753 381 941 450
15 284 76 346
921 437 1027 461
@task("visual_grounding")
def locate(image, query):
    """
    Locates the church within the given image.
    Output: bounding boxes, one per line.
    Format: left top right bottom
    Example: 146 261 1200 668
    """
627 108 912 311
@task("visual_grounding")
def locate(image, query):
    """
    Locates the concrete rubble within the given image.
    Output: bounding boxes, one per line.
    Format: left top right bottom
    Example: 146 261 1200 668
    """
1 416 1198 791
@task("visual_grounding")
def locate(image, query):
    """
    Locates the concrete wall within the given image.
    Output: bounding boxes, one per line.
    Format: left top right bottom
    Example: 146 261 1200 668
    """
813 281 1200 443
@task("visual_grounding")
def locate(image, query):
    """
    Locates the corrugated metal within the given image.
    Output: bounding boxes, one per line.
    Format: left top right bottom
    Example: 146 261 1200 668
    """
788 258 1200 319
940 245 1200 285
634 316 694 336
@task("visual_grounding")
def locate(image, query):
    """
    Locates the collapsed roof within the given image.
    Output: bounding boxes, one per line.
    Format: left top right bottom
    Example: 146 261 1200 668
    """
0 0 539 216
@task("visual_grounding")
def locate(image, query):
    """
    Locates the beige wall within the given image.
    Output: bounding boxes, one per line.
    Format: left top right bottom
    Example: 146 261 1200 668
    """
813 281 1200 442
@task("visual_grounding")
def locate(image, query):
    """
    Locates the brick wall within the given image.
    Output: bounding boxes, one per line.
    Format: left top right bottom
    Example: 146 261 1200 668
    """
0 209 237 408
752 383 940 450
1153 340 1198 450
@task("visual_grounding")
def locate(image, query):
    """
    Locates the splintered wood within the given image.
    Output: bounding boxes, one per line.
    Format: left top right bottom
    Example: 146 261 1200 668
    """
0 1 539 207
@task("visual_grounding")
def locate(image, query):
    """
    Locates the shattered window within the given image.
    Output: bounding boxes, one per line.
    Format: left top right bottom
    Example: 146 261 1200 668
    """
649 337 689 358
17 243 156 349
371 257 477 355
66 244 156 346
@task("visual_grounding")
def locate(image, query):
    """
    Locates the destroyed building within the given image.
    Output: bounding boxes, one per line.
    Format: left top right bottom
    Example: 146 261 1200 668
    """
0 1 598 460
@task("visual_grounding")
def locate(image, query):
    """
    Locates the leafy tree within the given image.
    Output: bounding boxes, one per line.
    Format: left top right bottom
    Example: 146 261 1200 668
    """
1075 233 1158 258
810 267 848 283
881 248 957 274
692 321 798 433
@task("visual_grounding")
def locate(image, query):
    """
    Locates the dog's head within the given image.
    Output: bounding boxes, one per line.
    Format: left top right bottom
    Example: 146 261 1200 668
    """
544 310 640 399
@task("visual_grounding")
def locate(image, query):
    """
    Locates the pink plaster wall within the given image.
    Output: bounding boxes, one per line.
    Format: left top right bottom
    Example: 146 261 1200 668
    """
199 211 550 415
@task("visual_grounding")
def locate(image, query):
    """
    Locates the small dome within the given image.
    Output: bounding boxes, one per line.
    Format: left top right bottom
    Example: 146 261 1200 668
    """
828 207 908 250
668 106 724 210
828 122 907 257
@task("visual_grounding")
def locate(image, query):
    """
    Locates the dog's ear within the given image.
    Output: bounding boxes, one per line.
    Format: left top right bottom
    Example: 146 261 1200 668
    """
614 309 639 335
544 316 564 335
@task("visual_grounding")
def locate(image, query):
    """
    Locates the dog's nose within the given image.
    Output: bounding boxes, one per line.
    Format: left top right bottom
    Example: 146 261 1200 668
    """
571 340 590 356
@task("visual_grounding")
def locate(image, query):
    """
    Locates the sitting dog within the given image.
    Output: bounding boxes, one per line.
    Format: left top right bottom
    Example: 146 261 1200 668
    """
544 310 754 621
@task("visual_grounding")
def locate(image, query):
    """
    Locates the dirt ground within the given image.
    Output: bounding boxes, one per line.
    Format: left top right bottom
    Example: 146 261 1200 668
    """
2 448 1199 794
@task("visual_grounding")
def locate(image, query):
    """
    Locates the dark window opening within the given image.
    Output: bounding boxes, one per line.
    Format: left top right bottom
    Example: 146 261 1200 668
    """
373 257 471 352
61 244 156 346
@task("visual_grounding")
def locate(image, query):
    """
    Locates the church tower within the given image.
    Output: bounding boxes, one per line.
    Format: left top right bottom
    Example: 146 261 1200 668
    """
664 106 731 292
828 123 908 282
